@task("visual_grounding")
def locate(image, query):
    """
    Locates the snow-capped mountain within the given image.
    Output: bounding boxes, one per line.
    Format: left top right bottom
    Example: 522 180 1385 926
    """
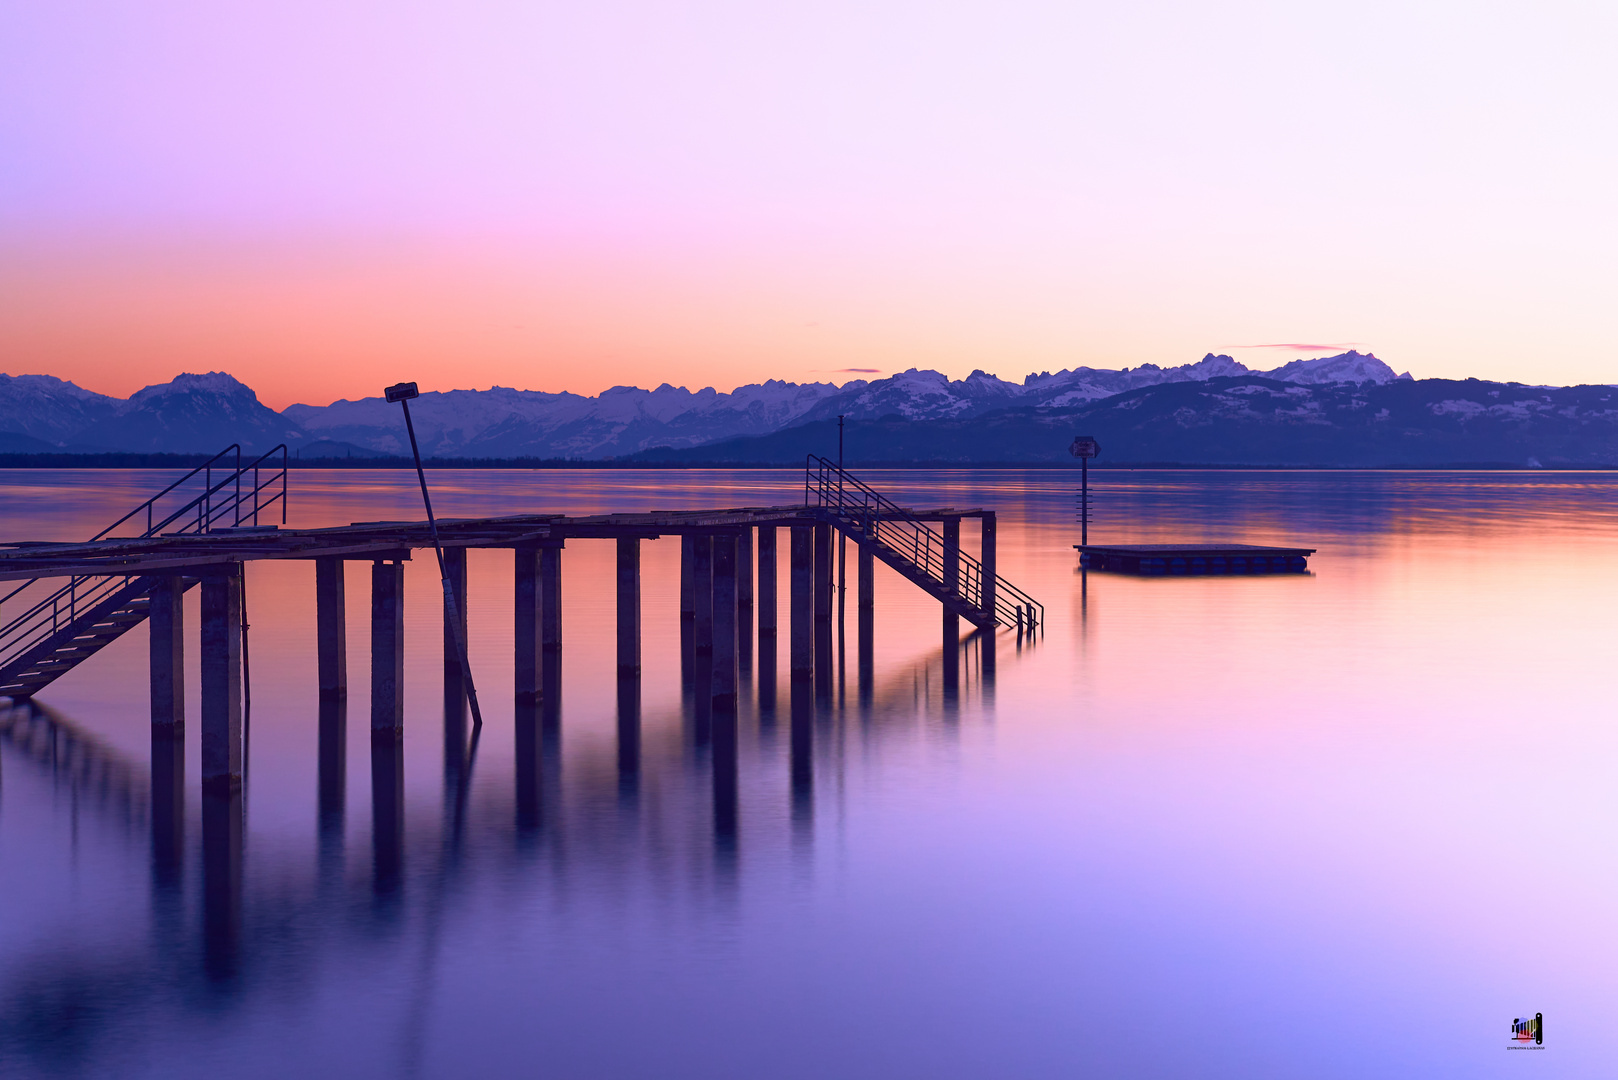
276 350 1410 458
1255 351 1408 386
635 375 1618 467
0 350 1417 458
84 372 310 454
282 379 854 459
0 374 120 446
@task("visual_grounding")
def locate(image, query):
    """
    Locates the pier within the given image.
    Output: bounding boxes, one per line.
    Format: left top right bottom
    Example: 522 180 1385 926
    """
0 449 1042 796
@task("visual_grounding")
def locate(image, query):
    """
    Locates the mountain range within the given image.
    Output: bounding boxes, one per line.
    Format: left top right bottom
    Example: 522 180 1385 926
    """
3 352 1615 466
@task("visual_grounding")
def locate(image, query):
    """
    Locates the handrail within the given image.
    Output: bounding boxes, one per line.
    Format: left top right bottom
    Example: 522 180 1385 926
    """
90 444 242 542
0 444 292 680
803 455 1043 630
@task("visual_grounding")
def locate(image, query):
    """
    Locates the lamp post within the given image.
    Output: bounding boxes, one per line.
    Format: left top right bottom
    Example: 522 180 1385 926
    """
1069 435 1100 546
385 381 484 729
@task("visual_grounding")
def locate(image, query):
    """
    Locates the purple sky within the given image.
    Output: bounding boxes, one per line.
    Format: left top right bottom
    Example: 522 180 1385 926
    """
1 0 1613 408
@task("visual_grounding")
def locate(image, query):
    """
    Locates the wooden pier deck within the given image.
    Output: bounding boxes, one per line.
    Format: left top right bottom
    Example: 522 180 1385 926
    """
1075 543 1315 575
0 507 982 582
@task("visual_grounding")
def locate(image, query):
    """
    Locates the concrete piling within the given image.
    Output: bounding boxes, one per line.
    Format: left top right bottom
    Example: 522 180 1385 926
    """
693 534 714 657
617 536 641 678
315 557 347 700
813 522 833 697
370 560 405 739
712 533 738 713
148 575 185 730
442 546 467 711
737 526 753 675
541 545 563 653
942 516 961 645
515 545 541 704
981 511 997 620
757 526 777 638
790 525 813 681
200 568 242 793
858 541 874 703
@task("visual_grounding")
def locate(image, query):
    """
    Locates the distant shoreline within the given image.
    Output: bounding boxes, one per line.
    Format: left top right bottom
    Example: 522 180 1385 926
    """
0 453 1610 471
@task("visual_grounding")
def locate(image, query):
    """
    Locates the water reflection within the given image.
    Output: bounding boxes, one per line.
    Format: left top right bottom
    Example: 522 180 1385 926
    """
0 606 1000 1065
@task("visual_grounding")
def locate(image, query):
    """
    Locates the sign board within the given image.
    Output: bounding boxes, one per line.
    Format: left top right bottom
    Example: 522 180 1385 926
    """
1069 435 1100 459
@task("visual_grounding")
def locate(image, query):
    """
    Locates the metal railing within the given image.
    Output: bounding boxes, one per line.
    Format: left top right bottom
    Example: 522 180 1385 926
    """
804 455 1043 630
0 445 290 679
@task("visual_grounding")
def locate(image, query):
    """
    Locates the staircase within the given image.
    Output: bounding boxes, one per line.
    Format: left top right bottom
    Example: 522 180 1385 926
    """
0 444 289 700
804 455 1043 632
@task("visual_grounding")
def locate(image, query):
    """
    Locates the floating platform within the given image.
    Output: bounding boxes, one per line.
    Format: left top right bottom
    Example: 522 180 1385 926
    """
1074 543 1315 575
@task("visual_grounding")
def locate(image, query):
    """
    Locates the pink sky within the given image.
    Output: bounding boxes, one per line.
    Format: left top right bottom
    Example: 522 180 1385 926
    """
1 0 1613 410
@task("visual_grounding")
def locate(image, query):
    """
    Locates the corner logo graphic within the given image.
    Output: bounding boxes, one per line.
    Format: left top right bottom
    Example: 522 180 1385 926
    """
1510 1013 1543 1048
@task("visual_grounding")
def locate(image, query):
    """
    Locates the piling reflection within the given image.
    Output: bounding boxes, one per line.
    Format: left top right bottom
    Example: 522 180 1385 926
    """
790 677 814 850
514 700 541 835
757 633 777 715
201 786 243 982
151 726 184 891
371 736 404 900
0 620 1010 1071
617 676 640 801
318 697 345 883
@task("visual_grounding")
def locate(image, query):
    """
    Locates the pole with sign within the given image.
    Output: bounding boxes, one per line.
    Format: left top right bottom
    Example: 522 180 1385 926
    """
1069 435 1100 545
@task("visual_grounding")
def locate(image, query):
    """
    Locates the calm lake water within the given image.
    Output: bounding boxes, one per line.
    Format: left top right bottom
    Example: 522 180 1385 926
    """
1 468 1614 1078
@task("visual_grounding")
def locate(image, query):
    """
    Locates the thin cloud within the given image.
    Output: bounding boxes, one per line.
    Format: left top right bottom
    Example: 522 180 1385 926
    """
817 367 882 373
1227 343 1366 352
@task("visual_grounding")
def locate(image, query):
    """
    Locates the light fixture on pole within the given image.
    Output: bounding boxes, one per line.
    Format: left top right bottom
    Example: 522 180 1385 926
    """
385 381 484 729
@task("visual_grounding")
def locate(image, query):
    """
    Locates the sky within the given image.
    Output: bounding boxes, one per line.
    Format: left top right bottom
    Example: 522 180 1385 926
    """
1 0 1614 411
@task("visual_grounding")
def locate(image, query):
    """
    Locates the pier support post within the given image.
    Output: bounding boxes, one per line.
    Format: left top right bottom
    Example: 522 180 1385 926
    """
515 545 540 704
541 545 563 653
712 533 738 713
315 557 347 700
316 557 348 857
200 567 242 794
371 560 405 739
617 537 640 677
693 534 713 657
681 535 695 625
858 541 874 703
813 522 833 697
680 535 696 693
943 517 962 697
757 525 779 713
442 546 467 711
790 526 812 681
737 527 753 675
757 526 777 638
981 511 997 623
149 575 185 730
858 541 874 613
